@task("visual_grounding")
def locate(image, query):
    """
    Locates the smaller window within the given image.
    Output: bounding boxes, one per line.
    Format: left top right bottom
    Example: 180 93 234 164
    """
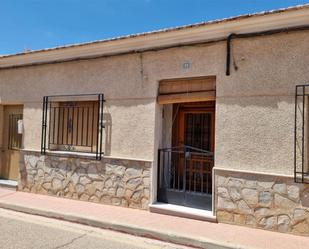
8 114 23 150
41 94 104 160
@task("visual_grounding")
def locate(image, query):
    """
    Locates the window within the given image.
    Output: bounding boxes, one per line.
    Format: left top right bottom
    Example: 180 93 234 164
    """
294 85 309 183
8 113 23 150
41 94 104 160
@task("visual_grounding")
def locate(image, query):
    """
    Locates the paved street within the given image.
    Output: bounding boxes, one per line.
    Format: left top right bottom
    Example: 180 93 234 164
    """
0 208 191 249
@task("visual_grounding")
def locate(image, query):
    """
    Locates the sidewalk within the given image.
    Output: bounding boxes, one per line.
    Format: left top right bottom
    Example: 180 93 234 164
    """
0 187 308 249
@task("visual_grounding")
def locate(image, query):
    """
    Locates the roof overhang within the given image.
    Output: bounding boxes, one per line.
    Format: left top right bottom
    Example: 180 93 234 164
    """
1 5 309 69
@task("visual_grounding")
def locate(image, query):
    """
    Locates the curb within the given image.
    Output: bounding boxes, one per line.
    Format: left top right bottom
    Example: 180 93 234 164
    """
0 202 246 249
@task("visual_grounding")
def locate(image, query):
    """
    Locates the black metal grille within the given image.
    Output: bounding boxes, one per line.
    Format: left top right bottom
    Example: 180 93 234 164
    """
8 114 23 150
184 113 211 151
157 145 213 209
41 94 104 160
294 85 309 183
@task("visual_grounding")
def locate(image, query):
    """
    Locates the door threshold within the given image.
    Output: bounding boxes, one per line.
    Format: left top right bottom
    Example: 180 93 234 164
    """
0 179 18 190
149 202 217 222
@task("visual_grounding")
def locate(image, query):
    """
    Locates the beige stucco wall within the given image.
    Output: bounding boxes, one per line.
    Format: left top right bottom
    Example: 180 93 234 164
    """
147 31 309 176
215 31 309 175
1 30 309 175
0 54 156 160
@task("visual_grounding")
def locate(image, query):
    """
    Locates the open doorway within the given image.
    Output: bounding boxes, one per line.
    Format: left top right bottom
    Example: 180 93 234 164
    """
158 101 215 210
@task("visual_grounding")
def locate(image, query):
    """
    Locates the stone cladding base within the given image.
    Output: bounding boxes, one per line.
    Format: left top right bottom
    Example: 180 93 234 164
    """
19 151 151 210
215 169 309 236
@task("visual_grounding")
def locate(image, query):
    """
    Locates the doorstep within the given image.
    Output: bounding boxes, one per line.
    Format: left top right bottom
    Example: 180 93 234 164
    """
0 179 17 190
149 202 217 222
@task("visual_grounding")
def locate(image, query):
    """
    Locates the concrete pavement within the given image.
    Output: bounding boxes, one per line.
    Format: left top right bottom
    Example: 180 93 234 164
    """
0 187 308 249
0 208 191 249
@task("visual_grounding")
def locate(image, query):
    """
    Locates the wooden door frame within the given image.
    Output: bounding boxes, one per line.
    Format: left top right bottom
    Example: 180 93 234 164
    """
0 105 23 180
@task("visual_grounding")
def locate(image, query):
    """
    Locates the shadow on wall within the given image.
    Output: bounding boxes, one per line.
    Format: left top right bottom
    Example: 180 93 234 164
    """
103 112 112 156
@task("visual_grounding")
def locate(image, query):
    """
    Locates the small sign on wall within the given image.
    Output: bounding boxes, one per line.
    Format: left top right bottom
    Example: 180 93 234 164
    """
17 119 23 134
182 61 191 70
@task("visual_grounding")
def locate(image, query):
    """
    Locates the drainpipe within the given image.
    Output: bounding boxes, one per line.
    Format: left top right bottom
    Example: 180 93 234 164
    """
226 33 236 76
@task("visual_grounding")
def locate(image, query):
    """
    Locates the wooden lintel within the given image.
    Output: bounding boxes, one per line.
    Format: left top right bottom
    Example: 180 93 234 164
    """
157 91 215 104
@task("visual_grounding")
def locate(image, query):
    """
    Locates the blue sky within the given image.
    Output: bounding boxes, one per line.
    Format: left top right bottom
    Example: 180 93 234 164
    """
0 0 308 55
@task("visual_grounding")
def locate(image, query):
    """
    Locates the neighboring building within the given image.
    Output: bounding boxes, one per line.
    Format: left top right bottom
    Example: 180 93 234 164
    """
1 4 309 236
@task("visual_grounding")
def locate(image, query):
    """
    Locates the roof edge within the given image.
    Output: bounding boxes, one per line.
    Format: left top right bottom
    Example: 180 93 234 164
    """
1 4 309 68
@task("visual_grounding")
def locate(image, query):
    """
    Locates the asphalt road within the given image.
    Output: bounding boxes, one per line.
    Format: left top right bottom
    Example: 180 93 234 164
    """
0 208 192 249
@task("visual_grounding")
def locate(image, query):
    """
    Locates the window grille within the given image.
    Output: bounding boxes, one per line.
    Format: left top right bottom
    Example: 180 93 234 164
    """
41 94 104 160
8 114 23 150
294 85 309 183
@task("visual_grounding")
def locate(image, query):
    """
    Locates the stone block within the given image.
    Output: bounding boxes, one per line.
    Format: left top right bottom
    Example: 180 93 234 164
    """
116 187 125 197
278 215 290 233
216 176 227 186
112 198 121 205
259 216 277 230
51 178 63 191
292 221 309 235
217 211 233 222
238 200 253 214
229 187 241 201
234 214 246 224
288 185 300 202
93 181 104 191
142 177 150 186
274 194 298 210
273 183 287 195
127 178 141 189
79 176 92 186
293 208 309 221
217 197 236 211
104 178 113 188
132 189 143 201
80 193 90 201
85 184 96 196
101 195 112 204
254 207 273 218
129 202 142 209
89 195 100 203
87 164 98 175
144 188 150 197
258 181 275 189
301 189 309 208
245 180 257 188
75 184 85 194
245 215 256 226
141 198 149 209
218 187 229 198
258 191 272 207
125 168 141 178
142 169 150 177
241 188 258 206
125 189 133 199
227 178 243 188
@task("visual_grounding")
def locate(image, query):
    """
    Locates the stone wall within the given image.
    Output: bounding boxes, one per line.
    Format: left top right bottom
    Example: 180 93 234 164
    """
19 151 151 210
215 169 309 236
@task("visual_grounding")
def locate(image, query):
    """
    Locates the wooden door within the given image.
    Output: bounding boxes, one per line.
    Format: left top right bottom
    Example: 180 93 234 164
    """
0 105 23 180
173 102 215 150
172 102 215 194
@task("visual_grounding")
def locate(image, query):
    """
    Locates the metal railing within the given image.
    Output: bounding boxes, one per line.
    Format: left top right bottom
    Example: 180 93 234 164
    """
158 145 214 195
294 85 309 183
